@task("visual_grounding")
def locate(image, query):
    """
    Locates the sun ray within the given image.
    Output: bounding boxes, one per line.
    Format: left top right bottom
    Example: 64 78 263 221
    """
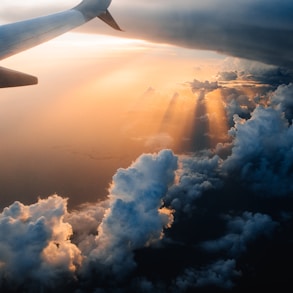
205 89 229 147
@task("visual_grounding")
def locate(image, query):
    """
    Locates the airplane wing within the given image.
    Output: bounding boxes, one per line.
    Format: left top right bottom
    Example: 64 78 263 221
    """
0 66 38 88
0 0 121 88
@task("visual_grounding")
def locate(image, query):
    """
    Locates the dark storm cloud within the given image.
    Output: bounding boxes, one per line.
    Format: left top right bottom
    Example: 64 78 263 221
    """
106 0 293 69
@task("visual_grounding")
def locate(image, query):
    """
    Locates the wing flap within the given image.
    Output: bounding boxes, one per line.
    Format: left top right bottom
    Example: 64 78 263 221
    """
0 66 38 88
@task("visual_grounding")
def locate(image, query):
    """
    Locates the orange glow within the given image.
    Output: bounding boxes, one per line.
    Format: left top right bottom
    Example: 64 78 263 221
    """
205 89 229 147
0 32 226 207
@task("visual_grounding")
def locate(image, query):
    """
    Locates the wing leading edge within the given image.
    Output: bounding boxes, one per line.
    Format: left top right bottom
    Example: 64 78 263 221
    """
0 0 121 88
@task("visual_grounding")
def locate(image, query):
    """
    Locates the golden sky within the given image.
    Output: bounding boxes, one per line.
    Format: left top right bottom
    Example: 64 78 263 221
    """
0 31 226 209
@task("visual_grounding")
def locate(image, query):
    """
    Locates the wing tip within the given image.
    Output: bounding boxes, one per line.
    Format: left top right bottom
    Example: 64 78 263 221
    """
97 10 123 31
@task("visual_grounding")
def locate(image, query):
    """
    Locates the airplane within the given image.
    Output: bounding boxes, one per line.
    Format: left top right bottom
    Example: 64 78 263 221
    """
0 0 122 88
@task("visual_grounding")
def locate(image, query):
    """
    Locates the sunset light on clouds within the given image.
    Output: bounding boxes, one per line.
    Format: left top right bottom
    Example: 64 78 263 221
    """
1 0 293 292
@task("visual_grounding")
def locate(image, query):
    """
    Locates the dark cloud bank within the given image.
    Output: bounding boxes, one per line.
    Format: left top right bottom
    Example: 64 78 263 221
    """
94 0 293 69
1 59 293 292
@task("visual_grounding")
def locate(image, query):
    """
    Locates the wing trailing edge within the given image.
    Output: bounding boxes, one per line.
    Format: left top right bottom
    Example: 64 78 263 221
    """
0 67 38 88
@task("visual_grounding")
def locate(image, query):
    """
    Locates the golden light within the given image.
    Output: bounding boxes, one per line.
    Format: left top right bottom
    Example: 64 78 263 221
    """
205 89 229 147
0 30 227 206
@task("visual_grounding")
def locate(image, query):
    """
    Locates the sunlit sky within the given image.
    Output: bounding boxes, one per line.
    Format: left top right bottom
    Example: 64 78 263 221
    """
0 1 227 209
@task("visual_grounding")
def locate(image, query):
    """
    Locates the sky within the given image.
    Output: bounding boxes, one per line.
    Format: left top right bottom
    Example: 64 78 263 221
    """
0 0 293 292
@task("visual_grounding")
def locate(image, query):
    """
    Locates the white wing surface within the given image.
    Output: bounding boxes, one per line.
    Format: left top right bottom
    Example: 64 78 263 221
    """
0 0 121 87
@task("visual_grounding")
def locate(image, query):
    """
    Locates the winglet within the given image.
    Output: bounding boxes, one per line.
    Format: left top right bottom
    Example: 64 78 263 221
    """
98 10 123 31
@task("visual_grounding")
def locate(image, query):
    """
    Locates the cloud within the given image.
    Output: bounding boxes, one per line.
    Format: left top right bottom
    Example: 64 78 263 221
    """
189 79 220 100
270 83 293 123
220 59 293 87
107 0 293 69
175 259 241 291
166 153 222 213
223 105 293 196
217 71 238 82
0 150 178 291
83 150 178 277
0 195 82 290
201 212 278 257
144 133 174 151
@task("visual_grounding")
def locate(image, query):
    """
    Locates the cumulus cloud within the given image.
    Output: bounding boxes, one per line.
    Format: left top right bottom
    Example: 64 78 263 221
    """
189 79 220 100
201 212 278 257
166 153 222 213
0 150 178 291
223 105 293 196
217 71 238 82
0 195 82 290
84 149 178 277
270 83 293 123
175 259 241 291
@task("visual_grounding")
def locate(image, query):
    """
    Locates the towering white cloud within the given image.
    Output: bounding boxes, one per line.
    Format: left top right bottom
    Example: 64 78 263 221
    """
84 149 178 276
223 105 293 195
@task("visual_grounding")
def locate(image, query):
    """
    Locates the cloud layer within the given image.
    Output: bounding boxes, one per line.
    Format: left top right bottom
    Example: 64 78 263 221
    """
108 0 293 69
1 58 293 291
